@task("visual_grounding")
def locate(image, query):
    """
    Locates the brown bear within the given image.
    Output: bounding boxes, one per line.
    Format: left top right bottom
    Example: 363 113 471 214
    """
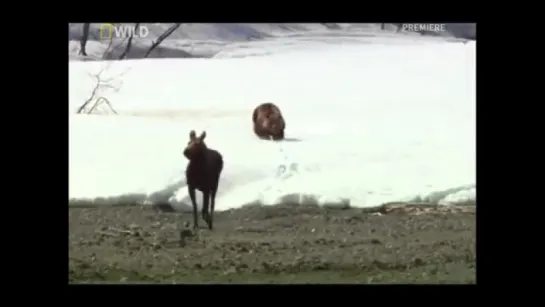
252 102 286 141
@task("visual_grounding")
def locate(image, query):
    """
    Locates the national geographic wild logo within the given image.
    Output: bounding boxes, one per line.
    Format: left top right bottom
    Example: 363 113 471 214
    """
99 23 150 39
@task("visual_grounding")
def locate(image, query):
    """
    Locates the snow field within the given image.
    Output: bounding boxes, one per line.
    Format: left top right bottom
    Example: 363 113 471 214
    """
69 41 476 210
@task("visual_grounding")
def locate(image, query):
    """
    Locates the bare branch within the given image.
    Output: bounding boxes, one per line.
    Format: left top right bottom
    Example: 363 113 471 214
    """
77 64 131 115
99 23 129 60
143 23 182 58
89 97 118 114
76 80 100 114
93 62 112 78
101 35 115 60
101 36 129 60
79 23 90 56
118 23 140 60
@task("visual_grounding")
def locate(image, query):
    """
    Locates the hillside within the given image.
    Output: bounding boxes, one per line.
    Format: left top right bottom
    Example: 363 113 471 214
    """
68 23 476 61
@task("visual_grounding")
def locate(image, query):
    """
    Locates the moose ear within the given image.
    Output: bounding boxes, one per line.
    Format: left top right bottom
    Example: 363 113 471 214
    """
189 130 196 140
199 131 207 140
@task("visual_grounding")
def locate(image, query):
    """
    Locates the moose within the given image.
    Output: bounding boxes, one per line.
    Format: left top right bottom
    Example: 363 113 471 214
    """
183 130 224 230
252 102 286 141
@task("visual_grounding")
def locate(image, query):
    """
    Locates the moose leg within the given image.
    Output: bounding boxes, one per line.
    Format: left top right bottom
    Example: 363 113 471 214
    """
209 188 217 230
188 187 199 229
202 191 211 229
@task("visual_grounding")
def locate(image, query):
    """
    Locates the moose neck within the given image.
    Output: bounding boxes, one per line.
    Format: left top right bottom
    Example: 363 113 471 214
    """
189 152 207 164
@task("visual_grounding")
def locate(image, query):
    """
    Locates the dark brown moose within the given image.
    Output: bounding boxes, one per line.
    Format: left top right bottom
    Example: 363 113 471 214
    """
183 130 224 230
252 102 286 141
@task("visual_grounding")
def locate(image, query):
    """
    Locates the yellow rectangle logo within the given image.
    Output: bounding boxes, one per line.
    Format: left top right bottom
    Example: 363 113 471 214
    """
99 23 114 40
98 23 149 39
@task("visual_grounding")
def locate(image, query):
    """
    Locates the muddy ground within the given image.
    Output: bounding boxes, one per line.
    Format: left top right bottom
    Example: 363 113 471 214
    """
68 203 476 284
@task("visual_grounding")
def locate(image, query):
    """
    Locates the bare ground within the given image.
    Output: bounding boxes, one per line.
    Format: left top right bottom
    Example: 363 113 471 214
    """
68 203 476 284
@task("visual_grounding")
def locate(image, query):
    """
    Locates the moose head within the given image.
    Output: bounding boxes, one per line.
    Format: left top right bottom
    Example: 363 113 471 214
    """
183 130 207 160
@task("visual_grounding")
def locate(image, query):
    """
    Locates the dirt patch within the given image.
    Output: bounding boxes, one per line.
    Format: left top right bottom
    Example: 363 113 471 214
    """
69 203 476 283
